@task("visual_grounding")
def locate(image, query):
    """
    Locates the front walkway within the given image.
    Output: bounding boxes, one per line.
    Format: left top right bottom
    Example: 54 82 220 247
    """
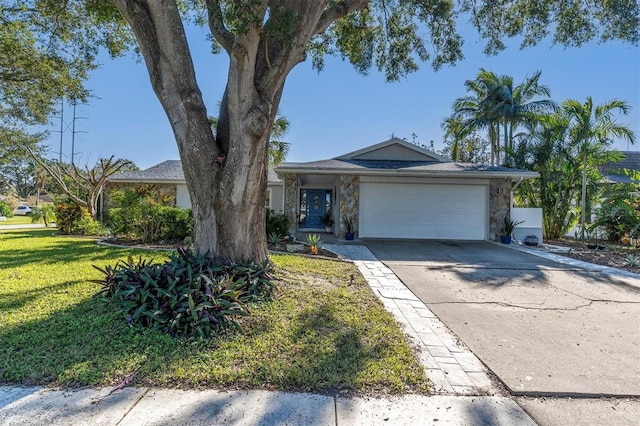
323 244 498 395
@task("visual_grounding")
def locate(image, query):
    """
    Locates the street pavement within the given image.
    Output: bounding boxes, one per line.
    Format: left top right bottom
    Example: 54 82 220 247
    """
0 386 536 425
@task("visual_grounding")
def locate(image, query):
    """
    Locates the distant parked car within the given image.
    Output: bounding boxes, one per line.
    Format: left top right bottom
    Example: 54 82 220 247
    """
13 205 33 216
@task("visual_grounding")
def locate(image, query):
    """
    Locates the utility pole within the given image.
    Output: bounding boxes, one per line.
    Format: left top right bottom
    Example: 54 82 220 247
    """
59 98 64 162
51 97 65 161
70 100 88 165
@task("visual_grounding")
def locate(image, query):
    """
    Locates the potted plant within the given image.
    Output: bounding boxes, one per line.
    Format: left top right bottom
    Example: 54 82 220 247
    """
344 216 356 241
500 215 523 244
321 211 334 234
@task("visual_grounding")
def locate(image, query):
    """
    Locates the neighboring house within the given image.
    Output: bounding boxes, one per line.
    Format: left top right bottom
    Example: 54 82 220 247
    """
106 160 284 213
275 138 539 241
600 151 640 184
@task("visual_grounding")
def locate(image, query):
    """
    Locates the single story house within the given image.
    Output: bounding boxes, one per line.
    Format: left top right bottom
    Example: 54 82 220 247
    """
106 160 285 213
275 138 539 241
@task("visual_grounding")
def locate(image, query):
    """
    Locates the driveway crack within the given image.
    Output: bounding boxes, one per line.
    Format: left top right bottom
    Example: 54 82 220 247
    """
426 299 640 311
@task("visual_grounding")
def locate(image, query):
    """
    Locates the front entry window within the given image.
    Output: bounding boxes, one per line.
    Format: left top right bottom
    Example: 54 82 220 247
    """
299 189 331 229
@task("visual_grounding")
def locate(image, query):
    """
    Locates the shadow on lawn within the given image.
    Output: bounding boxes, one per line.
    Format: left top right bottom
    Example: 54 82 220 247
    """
0 279 87 312
1 297 401 394
0 229 156 270
1 298 126 385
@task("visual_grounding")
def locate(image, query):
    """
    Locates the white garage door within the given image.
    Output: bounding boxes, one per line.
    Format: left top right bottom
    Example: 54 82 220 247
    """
359 182 487 240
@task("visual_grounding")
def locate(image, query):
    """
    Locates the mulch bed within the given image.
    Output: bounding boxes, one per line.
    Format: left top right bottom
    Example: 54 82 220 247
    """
99 238 341 259
546 238 640 273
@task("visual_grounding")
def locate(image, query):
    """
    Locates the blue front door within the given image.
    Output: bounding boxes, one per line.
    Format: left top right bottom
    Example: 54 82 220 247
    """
304 190 328 229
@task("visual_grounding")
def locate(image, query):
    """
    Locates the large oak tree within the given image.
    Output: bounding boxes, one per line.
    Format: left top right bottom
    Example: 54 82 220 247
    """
5 0 639 261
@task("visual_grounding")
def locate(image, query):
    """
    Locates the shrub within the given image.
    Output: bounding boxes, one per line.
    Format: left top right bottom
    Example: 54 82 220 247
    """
107 187 193 243
78 215 106 236
55 199 90 234
93 248 275 339
30 205 56 226
266 209 289 237
0 201 13 217
591 196 640 242
160 207 194 241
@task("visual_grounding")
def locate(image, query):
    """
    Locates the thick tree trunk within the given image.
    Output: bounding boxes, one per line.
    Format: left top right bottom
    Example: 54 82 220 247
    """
111 0 365 262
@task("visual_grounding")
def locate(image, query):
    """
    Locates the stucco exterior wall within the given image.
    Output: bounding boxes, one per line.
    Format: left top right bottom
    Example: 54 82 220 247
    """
269 185 284 213
175 184 191 209
489 178 512 240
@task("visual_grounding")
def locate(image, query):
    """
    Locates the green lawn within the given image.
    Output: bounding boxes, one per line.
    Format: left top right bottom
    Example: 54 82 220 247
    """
0 229 428 394
1 215 35 225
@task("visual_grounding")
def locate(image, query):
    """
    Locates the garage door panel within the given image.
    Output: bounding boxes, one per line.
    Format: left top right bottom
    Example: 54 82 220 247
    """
359 183 487 240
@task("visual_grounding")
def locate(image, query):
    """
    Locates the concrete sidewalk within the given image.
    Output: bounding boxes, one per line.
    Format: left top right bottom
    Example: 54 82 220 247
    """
0 223 48 230
0 386 535 425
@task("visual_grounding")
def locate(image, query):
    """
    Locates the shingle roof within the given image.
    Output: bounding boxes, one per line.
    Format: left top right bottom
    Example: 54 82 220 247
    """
601 151 640 183
276 158 536 178
110 160 184 182
275 138 537 179
109 160 282 184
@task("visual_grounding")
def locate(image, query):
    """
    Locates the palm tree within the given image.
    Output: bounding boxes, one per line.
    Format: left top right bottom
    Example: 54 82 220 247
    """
452 69 555 166
496 71 556 165
33 164 48 205
562 97 636 241
452 70 504 165
441 117 490 164
268 116 290 166
511 111 582 238
208 114 290 166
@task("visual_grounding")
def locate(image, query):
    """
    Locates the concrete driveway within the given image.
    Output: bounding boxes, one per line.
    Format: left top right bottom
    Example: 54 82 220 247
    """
365 240 640 397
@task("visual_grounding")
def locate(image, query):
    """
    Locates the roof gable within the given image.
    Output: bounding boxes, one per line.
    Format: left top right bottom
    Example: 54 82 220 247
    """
336 138 449 162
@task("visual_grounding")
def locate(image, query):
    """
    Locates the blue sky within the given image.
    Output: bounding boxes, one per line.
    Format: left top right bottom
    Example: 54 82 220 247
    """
45 24 640 170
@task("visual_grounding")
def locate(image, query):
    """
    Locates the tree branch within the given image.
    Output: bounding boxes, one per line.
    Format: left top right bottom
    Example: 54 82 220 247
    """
26 148 87 208
314 0 369 35
204 0 234 53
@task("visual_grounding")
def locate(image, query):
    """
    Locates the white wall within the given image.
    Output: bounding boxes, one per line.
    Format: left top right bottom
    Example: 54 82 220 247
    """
511 207 543 244
174 183 283 212
176 184 191 209
269 185 284 213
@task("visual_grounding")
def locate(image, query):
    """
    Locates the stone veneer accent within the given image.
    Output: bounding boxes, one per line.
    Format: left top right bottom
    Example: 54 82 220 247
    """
489 178 512 240
339 175 359 238
283 174 299 236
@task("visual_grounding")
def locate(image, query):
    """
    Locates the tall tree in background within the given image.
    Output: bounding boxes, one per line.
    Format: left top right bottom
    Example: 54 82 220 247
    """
268 116 291 166
494 71 556 165
451 71 503 165
28 154 134 218
511 112 580 238
441 117 489 164
563 97 636 241
452 69 555 166
209 114 290 166
0 2 131 162
4 0 639 261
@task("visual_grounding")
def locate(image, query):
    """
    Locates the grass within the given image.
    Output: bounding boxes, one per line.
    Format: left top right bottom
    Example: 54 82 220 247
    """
0 229 428 395
1 215 35 225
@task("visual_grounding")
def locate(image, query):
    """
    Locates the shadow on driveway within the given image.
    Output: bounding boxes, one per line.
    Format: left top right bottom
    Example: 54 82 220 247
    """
365 240 640 397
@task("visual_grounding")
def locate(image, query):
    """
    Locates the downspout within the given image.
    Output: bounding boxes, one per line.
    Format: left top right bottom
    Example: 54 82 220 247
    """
510 176 524 208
